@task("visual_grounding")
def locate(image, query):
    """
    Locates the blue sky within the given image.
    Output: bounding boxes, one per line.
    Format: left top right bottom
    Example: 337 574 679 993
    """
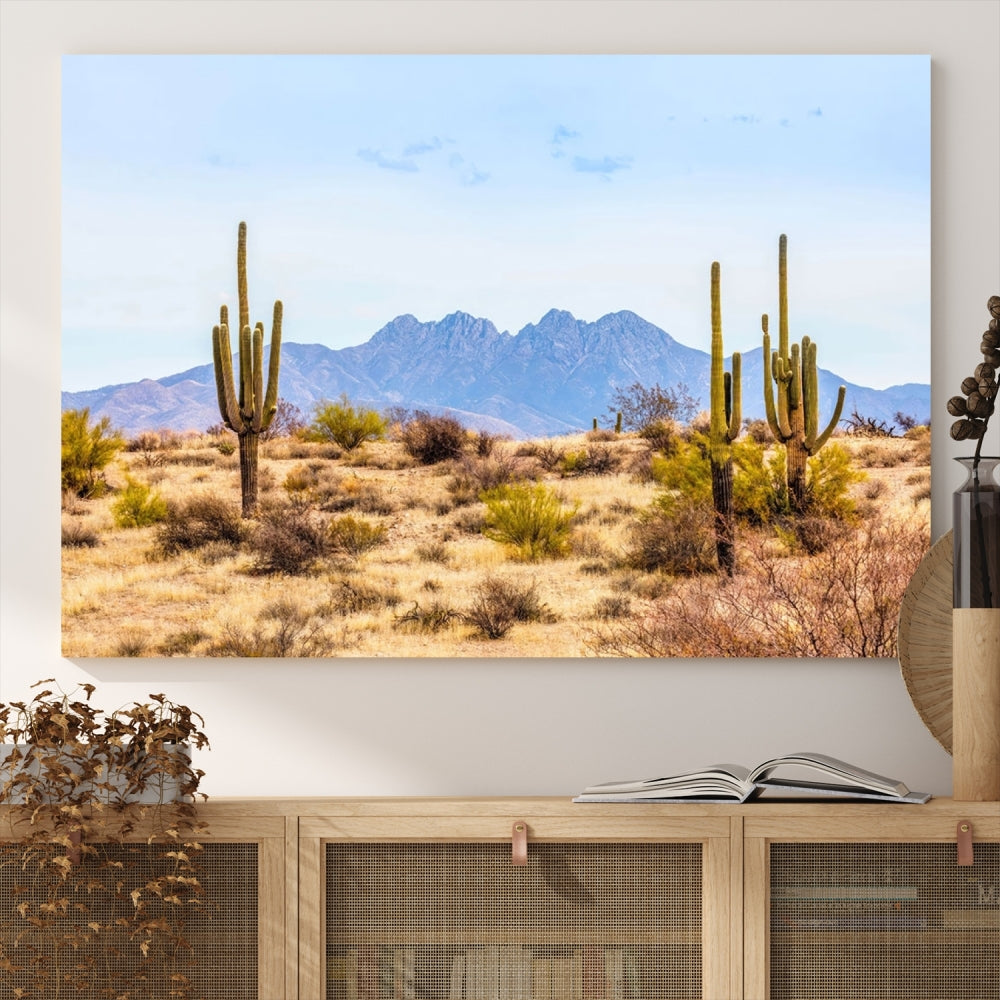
62 54 929 392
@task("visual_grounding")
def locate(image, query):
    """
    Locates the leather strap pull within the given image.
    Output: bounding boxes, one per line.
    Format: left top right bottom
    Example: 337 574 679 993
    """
957 821 974 867
512 821 528 867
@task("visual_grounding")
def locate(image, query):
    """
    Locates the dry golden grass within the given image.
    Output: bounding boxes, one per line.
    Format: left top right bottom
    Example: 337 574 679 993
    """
61 431 929 658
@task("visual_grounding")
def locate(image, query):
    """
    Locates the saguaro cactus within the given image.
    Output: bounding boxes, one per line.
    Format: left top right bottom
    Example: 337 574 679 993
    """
761 234 845 513
211 221 283 517
709 261 742 576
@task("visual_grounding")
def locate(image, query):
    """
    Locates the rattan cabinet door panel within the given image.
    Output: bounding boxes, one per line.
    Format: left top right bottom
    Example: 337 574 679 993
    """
768 841 999 1000
324 841 704 1000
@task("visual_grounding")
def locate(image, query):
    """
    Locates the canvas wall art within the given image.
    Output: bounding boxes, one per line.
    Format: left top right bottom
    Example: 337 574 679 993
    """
60 55 930 658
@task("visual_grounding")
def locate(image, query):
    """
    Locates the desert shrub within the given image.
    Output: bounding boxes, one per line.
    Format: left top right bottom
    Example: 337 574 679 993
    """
842 408 897 437
481 482 578 560
157 493 246 554
593 594 632 620
638 419 681 454
608 381 698 432
126 430 168 467
208 599 338 656
283 463 323 496
589 513 929 659
61 520 100 547
586 427 617 443
627 495 716 575
251 502 330 574
216 438 236 456
157 629 207 656
853 441 909 468
327 514 388 556
806 443 865 520
394 601 463 632
732 439 787 525
261 398 307 441
399 412 467 464
648 436 712 503
113 628 150 657
474 430 505 457
61 408 125 497
328 578 402 616
321 476 395 515
515 440 565 472
863 479 888 501
452 508 486 534
111 477 168 529
560 445 621 477
904 424 931 464
775 515 851 556
450 452 525 497
415 542 451 564
307 395 387 450
461 576 553 639
742 418 773 445
162 450 219 467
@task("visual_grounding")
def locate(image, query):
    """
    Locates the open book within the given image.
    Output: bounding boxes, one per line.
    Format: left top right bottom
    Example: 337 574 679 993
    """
573 752 931 804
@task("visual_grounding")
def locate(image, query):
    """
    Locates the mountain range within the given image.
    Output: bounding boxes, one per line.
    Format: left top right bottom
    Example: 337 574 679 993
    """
62 309 930 439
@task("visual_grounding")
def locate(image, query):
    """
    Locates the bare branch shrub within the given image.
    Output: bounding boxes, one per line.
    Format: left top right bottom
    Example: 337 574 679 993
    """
461 576 555 639
156 494 246 555
208 600 339 656
589 513 928 658
400 412 467 464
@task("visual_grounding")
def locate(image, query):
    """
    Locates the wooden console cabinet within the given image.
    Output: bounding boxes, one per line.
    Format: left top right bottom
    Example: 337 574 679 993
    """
4 798 997 999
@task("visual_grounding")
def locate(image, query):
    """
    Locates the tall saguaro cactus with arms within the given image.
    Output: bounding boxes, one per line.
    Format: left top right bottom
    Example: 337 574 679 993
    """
212 221 283 517
709 261 742 577
761 234 846 513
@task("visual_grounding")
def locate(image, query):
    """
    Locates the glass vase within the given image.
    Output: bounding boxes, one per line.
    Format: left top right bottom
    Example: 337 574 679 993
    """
953 455 1000 608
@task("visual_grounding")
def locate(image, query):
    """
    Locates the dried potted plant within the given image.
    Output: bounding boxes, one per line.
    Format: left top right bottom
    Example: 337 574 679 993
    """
0 680 210 998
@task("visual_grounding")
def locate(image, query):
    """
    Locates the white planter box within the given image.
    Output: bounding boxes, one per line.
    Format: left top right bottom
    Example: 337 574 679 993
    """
0 743 189 805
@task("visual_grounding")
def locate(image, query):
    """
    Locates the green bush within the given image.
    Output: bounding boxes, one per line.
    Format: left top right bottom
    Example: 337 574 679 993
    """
111 477 168 529
732 439 788 525
481 482 577 561
61 408 125 497
648 436 712 503
807 443 865 520
327 515 388 556
308 395 387 450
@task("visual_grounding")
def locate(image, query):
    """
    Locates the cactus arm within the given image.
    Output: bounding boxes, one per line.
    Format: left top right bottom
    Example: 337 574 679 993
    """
727 351 742 441
809 385 847 452
802 338 818 443
762 322 782 441
763 318 792 442
237 221 249 340
778 236 787 349
212 322 243 432
261 300 283 429
250 323 265 431
709 262 728 449
239 324 253 420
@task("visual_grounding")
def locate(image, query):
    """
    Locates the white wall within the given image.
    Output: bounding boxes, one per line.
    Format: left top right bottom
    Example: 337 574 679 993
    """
1 0 997 799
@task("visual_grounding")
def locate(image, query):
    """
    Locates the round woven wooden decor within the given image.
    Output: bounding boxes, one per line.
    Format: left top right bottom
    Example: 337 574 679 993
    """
898 530 953 754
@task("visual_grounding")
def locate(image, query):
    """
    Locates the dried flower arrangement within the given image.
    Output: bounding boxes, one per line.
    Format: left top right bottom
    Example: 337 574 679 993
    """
947 295 1000 609
948 295 999 449
1 680 209 999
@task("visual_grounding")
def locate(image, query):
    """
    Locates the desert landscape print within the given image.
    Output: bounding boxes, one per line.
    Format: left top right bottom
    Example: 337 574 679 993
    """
61 55 930 658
